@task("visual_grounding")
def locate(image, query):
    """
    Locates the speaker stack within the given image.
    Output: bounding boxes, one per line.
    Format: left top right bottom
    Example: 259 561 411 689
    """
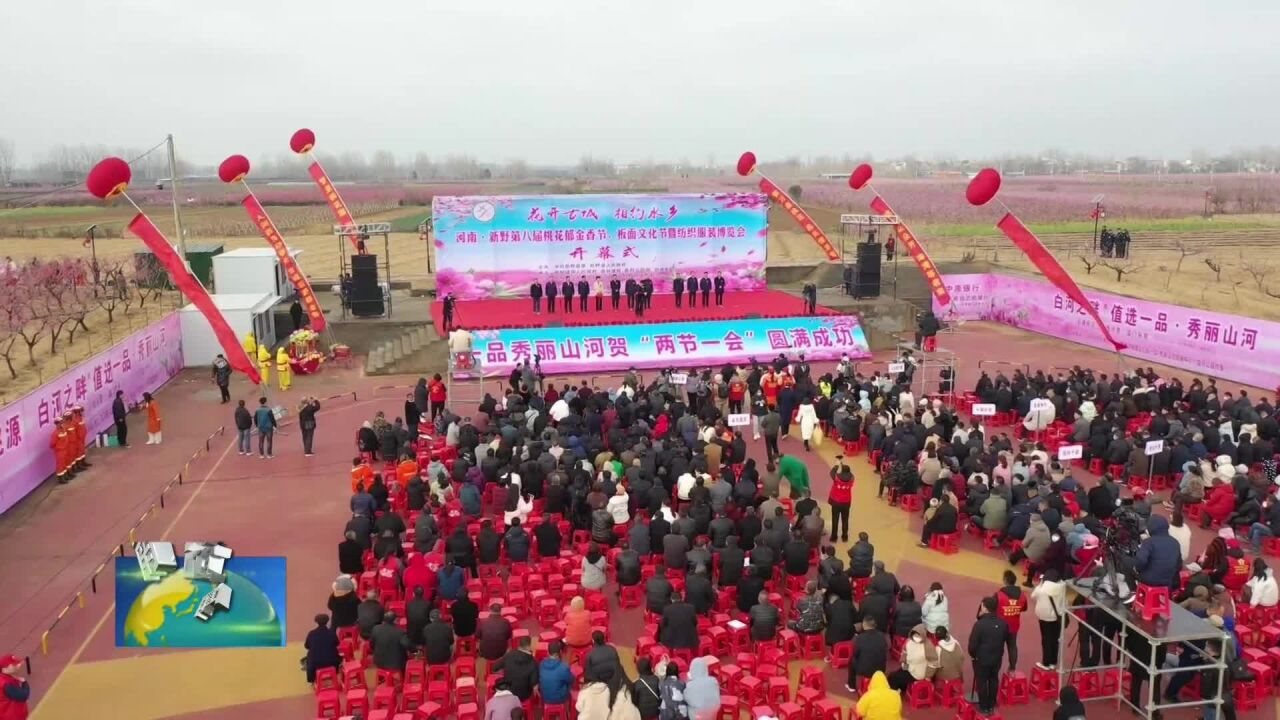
853 242 882 298
350 255 385 317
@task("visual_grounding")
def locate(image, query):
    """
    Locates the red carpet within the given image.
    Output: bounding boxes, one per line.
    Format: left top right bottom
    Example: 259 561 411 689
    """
430 289 836 336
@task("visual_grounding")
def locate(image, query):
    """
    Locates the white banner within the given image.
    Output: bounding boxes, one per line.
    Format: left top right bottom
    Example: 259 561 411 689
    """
727 413 751 427
888 362 906 373
1030 398 1053 412
971 403 996 417
670 373 688 385
1145 439 1165 456
1057 444 1083 461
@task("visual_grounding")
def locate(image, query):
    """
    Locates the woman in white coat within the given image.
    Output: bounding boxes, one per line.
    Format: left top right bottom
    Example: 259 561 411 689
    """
797 398 819 451
1247 558 1279 608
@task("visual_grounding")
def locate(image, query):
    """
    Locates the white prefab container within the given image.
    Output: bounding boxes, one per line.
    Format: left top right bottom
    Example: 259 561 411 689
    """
211 247 304 297
179 293 280 368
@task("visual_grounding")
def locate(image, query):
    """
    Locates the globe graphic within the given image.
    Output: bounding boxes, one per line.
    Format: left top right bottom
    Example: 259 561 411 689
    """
121 569 282 647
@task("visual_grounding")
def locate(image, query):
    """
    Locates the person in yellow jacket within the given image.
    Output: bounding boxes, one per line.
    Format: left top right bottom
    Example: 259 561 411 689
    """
243 331 257 358
276 346 292 391
256 343 271 385
855 671 903 720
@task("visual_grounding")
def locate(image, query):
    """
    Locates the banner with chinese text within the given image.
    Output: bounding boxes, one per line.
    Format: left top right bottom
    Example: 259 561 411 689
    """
241 195 326 332
464 315 870 377
0 313 183 513
432 193 768 300
936 273 1277 389
308 162 361 251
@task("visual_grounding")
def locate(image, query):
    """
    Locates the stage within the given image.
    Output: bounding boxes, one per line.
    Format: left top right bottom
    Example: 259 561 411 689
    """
429 289 837 336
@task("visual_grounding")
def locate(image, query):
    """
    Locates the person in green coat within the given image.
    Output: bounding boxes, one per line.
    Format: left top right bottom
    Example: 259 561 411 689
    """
778 454 810 499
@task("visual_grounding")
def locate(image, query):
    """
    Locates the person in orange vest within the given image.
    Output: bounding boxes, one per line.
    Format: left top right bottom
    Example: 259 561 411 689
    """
71 405 89 470
396 453 419 487
50 413 72 484
995 569 1029 638
761 370 780 409
351 456 374 494
143 392 162 445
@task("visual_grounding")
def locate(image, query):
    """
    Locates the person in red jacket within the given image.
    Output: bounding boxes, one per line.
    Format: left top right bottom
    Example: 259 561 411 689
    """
427 373 448 423
50 415 72 484
995 570 1029 639
0 654 30 719
829 460 854 542
71 406 88 470
1201 480 1236 528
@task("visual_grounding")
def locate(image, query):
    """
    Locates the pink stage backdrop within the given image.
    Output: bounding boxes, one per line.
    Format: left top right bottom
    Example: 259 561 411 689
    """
937 273 1277 389
0 313 184 514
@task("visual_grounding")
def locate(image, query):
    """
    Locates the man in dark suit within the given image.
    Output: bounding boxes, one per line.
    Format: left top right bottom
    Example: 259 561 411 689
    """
714 274 726 305
544 280 557 314
476 602 513 661
561 279 574 313
641 278 653 310
609 276 622 309
577 276 590 312
625 278 638 308
686 273 698 307
684 566 717 614
699 275 712 307
673 276 685 307
658 591 699 650
529 281 542 314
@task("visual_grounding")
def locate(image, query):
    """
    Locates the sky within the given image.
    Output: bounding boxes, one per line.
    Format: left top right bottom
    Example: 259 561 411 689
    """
2 0 1279 167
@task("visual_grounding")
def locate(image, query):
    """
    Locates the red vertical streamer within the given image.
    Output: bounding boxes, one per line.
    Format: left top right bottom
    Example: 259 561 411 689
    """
307 161 361 251
241 195 327 332
869 195 951 307
757 177 839 261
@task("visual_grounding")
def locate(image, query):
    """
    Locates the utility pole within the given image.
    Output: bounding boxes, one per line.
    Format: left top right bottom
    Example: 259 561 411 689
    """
166 134 188 258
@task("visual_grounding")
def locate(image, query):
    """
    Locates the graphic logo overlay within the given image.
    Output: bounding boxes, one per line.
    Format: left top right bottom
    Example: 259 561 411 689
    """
115 541 286 648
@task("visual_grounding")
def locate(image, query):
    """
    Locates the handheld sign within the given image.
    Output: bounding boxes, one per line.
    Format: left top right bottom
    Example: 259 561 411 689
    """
670 373 688 385
888 362 906 373
1057 444 1084 461
1030 398 1053 412
971 403 996 417
1145 439 1165 456
727 413 751 427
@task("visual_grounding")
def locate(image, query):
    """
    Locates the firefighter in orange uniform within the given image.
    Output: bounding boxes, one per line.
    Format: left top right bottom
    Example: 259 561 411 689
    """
351 456 374 494
72 405 89 470
51 413 73 484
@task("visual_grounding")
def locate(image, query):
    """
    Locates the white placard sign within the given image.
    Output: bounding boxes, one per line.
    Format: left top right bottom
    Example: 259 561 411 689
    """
1030 398 1053 412
727 413 751 427
670 373 688 385
971 403 996 417
1057 444 1084 461
888 362 906 373
1145 439 1165 456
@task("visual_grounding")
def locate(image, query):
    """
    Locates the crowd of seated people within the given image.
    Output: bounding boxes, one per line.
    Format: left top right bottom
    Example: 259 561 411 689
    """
306 355 1279 720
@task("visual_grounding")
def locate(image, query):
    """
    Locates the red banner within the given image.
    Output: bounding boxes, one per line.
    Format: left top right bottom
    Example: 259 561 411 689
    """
870 195 951 307
307 161 361 251
126 214 262 383
241 195 327 332
758 177 839 261
996 212 1126 351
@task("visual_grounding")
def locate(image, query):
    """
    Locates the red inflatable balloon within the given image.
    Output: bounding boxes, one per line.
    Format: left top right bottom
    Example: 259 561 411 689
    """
736 152 757 177
86 157 131 200
217 155 251 184
966 168 1002 206
290 128 316 154
848 163 873 190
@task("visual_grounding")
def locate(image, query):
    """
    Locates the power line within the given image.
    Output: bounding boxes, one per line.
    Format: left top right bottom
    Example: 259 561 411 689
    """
0 139 171 217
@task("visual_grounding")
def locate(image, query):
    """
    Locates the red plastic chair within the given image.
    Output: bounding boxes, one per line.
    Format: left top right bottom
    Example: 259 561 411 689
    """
907 679 935 709
928 532 961 555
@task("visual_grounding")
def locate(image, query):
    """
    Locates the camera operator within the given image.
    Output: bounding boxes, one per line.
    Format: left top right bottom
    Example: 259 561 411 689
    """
828 457 853 543
1133 514 1182 591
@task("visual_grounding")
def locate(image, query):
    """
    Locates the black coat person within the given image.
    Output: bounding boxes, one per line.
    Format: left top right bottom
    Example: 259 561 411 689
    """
544 280 557 314
625 278 638 308
686 274 699 307
561 280 574 312
290 300 305 331
699 276 712 306
713 275 726 305
529 282 543 313
577 278 590 312
641 278 653 309
609 278 622 309
673 276 685 307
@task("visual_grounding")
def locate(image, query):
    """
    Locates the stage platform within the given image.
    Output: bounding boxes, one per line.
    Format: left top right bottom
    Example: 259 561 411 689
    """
429 289 837 337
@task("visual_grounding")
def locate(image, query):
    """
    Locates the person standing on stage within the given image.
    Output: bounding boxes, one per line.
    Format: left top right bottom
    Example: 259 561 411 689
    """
442 294 456 331
714 274 726 306
641 278 654 311
594 276 604 312
673 275 685 308
544 279 557 314
634 283 646 318
625 278 637 309
561 278 574 313
805 283 818 315
686 272 698 307
577 276 590 313
529 281 543 315
609 276 622 310
699 275 712 307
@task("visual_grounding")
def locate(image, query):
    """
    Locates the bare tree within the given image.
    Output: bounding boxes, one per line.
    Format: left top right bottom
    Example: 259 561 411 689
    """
94 260 130 323
0 137 14 186
1078 256 1101 275
1204 257 1223 282
1101 260 1142 283
1241 261 1273 292
1173 240 1202 272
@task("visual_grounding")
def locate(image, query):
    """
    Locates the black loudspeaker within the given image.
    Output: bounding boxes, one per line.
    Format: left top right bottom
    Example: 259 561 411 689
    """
854 242 882 298
350 255 384 316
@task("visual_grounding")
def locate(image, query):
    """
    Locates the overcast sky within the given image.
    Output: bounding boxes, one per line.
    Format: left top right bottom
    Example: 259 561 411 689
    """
3 0 1278 166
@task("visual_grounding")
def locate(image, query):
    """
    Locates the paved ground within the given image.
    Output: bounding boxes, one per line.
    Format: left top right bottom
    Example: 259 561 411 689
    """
5 321 1272 719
